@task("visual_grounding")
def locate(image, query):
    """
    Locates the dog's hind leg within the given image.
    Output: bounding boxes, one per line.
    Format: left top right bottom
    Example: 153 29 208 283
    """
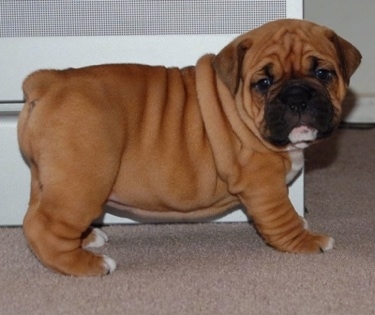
22 152 119 276
19 96 124 276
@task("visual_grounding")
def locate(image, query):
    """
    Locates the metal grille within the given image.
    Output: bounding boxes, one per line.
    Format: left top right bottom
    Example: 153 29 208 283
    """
0 0 287 37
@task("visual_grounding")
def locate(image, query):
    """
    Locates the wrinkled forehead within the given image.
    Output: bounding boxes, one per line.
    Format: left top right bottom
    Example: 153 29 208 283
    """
246 26 337 74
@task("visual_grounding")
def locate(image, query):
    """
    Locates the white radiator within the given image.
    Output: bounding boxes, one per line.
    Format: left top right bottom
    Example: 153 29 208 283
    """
0 0 303 225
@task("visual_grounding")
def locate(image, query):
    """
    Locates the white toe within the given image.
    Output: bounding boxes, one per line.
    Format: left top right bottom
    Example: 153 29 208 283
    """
102 255 117 274
85 228 109 248
321 237 335 252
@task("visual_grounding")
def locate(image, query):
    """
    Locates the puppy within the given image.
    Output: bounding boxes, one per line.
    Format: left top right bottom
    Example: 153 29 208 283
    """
18 19 361 276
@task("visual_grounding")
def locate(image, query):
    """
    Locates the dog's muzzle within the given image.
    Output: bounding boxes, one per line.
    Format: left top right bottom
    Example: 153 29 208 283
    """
263 81 335 148
280 84 318 149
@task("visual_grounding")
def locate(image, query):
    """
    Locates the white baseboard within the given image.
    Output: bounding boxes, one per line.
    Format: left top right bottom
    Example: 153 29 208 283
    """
342 95 375 124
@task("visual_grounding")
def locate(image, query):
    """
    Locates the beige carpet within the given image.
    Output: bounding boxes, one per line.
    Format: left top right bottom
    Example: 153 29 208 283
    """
1 127 375 315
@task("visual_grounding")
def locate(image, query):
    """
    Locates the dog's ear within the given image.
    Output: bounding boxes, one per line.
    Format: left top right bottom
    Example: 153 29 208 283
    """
327 31 362 85
212 38 252 96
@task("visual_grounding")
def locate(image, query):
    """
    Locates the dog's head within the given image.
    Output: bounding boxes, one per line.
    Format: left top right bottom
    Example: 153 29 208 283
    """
212 19 361 150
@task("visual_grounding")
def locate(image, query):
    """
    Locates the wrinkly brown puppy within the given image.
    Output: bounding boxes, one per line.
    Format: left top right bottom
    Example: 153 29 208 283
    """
18 19 361 276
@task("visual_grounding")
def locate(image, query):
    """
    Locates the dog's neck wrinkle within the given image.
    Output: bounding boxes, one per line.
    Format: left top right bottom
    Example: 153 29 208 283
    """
195 55 294 191
195 54 242 181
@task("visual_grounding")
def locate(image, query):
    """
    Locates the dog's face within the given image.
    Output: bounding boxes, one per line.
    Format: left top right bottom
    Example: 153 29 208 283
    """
213 19 361 150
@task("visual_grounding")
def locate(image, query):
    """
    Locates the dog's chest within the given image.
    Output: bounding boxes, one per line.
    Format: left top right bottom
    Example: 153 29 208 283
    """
286 149 304 184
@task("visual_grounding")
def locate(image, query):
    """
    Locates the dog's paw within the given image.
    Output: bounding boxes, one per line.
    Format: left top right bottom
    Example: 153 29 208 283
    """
299 219 334 252
292 233 335 253
295 218 334 252
82 228 109 248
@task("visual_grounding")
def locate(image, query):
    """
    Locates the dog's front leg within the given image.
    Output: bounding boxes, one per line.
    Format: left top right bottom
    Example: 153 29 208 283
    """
236 155 334 253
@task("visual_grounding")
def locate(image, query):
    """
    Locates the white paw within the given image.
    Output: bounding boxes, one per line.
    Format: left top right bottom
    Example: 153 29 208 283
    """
321 237 335 252
102 255 117 274
84 228 109 248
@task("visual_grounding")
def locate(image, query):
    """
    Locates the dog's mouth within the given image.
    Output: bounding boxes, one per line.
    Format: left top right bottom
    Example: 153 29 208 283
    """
264 120 334 150
287 125 318 149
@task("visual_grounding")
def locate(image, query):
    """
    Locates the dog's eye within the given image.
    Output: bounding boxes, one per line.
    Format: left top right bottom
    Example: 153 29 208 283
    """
315 69 335 82
254 78 272 93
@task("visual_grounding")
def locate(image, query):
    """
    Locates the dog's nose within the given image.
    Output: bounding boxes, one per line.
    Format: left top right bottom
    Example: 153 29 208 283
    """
279 85 313 113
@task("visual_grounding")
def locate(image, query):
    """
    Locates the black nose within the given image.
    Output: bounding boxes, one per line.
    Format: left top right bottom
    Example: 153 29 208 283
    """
279 84 314 113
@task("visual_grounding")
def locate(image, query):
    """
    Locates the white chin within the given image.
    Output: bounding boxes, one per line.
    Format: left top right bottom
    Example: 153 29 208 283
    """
288 126 318 149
